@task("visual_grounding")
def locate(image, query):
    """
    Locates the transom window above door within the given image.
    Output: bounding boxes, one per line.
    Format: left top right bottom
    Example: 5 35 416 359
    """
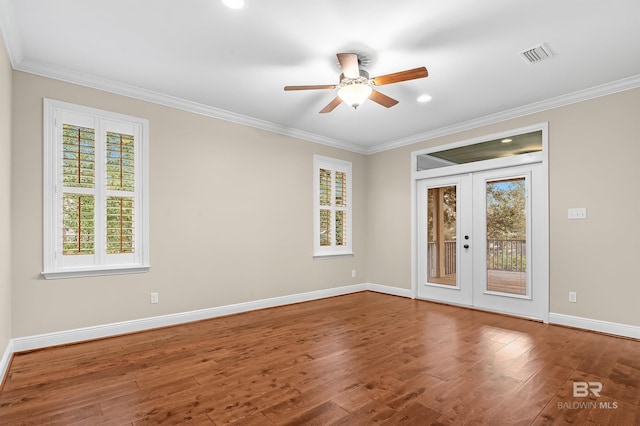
416 130 542 171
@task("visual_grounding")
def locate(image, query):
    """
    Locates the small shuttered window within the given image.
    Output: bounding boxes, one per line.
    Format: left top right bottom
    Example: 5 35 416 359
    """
43 99 149 279
314 156 352 257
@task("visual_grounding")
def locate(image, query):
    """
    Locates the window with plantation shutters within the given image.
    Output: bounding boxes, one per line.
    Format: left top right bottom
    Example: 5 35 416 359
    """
313 156 352 257
43 99 149 279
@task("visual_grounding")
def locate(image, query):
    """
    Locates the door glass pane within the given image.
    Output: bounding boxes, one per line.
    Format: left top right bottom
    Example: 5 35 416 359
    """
427 186 457 285
486 177 526 295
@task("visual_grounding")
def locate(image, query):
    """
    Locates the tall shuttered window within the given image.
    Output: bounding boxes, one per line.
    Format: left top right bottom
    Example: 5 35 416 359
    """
314 156 352 257
43 99 149 279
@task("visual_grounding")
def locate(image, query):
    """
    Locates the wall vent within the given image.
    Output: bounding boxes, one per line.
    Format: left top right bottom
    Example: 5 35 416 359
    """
519 43 553 64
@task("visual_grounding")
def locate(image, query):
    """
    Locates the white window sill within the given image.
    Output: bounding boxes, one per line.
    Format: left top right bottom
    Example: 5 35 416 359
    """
313 253 354 259
42 265 150 280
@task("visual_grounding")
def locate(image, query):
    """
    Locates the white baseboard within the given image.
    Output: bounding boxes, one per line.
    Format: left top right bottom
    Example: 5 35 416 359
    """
549 312 640 340
0 339 13 386
9 283 416 354
367 283 413 298
11 284 371 353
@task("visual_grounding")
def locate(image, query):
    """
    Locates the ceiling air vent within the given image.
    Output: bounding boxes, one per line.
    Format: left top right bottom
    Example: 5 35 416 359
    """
519 43 553 64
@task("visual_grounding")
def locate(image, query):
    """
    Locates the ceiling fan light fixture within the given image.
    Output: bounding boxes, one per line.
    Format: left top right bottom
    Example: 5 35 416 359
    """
284 52 428 113
338 82 372 109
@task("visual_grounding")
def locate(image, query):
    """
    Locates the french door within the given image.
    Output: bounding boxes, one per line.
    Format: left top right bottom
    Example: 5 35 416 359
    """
417 163 547 320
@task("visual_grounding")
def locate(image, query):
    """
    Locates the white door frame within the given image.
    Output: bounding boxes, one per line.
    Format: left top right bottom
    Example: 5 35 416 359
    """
411 123 549 323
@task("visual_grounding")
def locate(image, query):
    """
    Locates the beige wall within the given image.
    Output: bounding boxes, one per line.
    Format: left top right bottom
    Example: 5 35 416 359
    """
367 87 640 326
0 33 12 355
8 68 640 339
11 72 367 337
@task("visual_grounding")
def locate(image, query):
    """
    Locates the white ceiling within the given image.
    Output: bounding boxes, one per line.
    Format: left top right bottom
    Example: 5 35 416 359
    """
2 0 640 154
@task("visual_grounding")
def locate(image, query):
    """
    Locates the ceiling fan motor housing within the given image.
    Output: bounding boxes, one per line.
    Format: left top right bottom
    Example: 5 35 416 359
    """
339 70 370 86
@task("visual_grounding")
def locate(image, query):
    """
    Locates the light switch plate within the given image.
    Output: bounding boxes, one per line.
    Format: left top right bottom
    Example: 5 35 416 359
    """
568 208 587 220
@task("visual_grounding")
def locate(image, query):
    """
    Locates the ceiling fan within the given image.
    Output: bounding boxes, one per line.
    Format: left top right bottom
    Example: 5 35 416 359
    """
284 53 428 113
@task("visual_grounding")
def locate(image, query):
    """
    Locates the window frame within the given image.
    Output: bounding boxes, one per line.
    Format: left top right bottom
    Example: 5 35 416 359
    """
313 155 353 257
43 99 150 279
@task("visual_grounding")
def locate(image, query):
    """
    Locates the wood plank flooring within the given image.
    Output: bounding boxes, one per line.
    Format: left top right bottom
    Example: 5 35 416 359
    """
1 291 640 425
429 270 527 295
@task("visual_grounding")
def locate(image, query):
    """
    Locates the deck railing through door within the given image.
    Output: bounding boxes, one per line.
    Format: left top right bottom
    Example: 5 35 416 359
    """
428 239 525 277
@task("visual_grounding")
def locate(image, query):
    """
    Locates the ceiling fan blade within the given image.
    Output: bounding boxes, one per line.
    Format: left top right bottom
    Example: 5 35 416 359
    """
369 90 399 108
337 53 360 79
371 67 428 86
284 84 336 91
319 96 343 114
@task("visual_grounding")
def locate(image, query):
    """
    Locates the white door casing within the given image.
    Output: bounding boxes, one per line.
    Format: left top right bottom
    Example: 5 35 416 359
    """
411 123 549 322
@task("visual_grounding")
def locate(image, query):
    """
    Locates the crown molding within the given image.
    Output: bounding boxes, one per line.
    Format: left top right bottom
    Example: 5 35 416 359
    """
14 58 369 155
9 55 640 157
366 74 640 154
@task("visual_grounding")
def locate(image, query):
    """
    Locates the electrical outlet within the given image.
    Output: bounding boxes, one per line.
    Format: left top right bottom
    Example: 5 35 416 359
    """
150 292 159 304
569 292 577 303
352 269 357 278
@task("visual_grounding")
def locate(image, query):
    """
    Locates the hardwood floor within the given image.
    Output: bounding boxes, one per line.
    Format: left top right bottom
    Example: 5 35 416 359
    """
1 291 640 425
429 270 527 295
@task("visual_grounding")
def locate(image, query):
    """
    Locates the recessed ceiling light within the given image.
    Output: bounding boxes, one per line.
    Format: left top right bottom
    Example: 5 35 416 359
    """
222 0 245 9
417 94 432 103
501 138 513 143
